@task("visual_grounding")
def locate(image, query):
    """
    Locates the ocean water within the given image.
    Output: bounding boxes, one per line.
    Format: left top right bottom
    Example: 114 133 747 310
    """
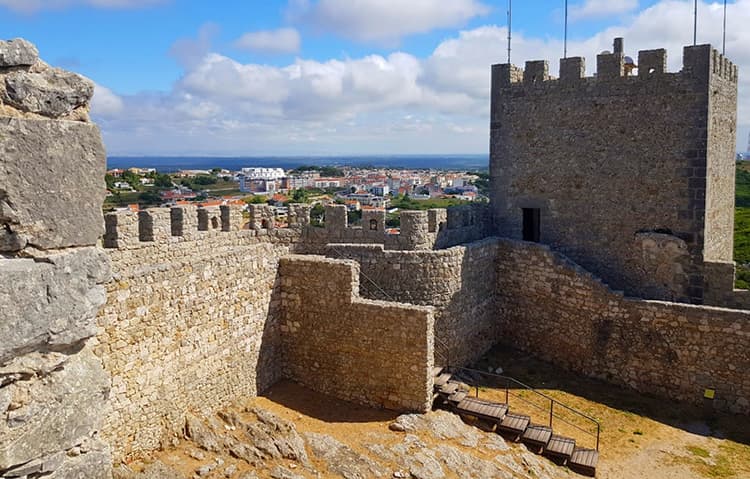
107 155 489 172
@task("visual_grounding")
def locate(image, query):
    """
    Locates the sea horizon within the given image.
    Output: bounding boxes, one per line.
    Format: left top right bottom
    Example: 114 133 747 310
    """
107 154 490 173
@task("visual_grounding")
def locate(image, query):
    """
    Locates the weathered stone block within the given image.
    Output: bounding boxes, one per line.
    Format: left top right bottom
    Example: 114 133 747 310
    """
0 38 38 67
0 247 110 365
0 118 106 251
0 348 110 470
3 68 94 118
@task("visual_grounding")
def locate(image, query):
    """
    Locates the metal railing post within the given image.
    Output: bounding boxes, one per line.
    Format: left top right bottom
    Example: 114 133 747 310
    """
549 400 554 428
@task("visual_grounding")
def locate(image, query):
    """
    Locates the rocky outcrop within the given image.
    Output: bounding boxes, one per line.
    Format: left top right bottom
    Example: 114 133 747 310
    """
3 67 94 118
0 39 38 67
0 37 112 479
120 405 572 479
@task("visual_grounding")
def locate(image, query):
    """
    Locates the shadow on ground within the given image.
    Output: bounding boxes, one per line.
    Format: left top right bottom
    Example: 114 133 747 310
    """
261 379 400 424
464 344 750 448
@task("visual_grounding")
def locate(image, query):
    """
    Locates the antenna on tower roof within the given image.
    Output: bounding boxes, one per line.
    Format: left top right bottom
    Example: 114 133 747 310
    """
693 0 698 46
507 0 512 64
722 0 727 55
564 0 569 58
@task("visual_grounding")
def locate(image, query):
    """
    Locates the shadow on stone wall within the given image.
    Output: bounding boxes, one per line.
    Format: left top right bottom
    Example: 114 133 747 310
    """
256 270 284 393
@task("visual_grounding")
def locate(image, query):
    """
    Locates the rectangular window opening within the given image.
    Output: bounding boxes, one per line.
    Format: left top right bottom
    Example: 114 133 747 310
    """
522 208 541 242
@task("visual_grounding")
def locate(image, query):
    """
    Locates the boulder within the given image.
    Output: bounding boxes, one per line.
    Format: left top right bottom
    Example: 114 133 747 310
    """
0 39 38 67
0 347 110 470
3 67 94 118
0 248 110 365
0 118 107 251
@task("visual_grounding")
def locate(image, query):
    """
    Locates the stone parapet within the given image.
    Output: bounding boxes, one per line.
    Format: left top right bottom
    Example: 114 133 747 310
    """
279 255 434 412
325 238 500 368
496 238 750 415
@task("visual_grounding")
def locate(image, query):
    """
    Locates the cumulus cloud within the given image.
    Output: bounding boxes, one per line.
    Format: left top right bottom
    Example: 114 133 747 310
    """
235 28 301 55
0 0 165 13
570 0 640 21
92 0 750 155
288 0 491 44
91 83 125 117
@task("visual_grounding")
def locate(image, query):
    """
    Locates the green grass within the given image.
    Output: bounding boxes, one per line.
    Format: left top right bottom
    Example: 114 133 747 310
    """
390 196 473 211
686 445 711 458
735 163 750 288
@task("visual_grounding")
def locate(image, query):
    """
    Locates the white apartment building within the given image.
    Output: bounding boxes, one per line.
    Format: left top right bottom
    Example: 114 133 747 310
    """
240 167 286 180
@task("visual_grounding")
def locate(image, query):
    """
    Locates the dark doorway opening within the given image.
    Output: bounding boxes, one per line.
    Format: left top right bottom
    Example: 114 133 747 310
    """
522 208 541 242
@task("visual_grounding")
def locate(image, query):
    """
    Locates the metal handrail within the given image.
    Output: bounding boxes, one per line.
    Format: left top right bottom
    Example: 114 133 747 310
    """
453 366 601 451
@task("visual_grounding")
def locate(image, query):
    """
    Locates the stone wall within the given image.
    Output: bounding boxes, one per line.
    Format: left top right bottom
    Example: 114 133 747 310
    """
495 239 750 414
704 49 739 263
97 215 302 459
490 40 739 304
300 204 492 254
98 204 465 458
278 255 434 412
325 239 500 367
0 39 113 478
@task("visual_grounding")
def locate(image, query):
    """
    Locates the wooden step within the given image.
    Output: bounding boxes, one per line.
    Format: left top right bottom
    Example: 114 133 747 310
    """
569 448 599 477
521 424 553 452
496 413 530 438
455 397 508 423
543 435 576 461
434 373 452 389
432 366 444 378
447 389 468 404
439 381 460 396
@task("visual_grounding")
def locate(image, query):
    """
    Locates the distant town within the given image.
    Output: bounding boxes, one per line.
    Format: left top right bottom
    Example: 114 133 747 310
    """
105 165 490 228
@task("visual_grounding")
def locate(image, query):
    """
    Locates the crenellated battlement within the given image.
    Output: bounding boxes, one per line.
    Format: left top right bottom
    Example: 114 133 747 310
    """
102 202 493 252
103 204 250 249
316 203 492 251
492 38 738 93
490 36 739 304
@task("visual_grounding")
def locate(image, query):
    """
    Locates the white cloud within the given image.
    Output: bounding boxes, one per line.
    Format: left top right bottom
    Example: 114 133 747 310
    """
0 0 165 13
288 0 491 44
235 28 301 55
91 83 124 117
570 0 640 21
92 0 750 155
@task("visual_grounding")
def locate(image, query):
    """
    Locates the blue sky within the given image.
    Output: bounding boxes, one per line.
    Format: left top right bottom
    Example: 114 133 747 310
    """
0 0 747 155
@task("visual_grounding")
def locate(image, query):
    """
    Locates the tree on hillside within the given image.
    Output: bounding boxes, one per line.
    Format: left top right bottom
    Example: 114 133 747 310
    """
291 189 309 203
244 195 268 205
154 174 173 188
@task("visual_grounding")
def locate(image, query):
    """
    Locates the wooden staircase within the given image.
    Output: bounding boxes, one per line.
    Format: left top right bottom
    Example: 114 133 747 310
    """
431 367 599 477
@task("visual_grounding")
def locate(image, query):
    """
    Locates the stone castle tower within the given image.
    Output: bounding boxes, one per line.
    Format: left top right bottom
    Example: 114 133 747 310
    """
490 38 739 304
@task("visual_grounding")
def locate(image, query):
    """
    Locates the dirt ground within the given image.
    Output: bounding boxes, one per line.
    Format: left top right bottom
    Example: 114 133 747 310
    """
469 346 750 479
138 345 750 479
